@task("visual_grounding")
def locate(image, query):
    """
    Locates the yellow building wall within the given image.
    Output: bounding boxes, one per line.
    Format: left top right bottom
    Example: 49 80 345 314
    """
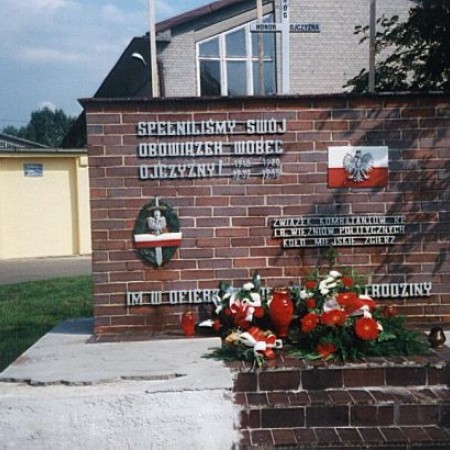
0 153 91 259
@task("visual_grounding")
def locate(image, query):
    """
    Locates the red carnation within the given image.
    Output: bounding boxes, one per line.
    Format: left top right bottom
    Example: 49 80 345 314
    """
342 276 355 287
253 307 265 319
306 298 316 310
233 308 250 330
321 309 346 326
355 317 380 340
305 280 317 290
337 292 372 315
316 342 337 359
300 312 319 333
337 291 358 306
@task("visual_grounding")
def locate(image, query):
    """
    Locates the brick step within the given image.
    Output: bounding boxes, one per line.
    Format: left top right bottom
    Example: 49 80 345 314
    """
232 354 449 393
231 351 450 448
243 387 450 409
239 387 450 429
240 425 450 449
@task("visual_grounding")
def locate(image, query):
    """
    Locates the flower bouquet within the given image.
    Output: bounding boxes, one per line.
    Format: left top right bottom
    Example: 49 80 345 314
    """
201 273 283 367
290 269 429 361
203 270 429 366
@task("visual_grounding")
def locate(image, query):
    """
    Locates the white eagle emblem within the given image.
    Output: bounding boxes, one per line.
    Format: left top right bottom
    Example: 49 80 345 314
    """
343 150 374 182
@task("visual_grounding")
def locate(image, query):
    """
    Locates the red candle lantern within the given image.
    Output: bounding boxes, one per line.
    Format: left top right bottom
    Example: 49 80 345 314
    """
269 288 294 339
181 311 196 337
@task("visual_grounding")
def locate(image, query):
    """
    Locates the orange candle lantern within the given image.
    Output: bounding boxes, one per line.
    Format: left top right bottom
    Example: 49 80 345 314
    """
181 311 196 337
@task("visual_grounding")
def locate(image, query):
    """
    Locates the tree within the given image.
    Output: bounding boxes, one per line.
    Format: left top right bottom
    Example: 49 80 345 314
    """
345 0 450 93
2 108 76 147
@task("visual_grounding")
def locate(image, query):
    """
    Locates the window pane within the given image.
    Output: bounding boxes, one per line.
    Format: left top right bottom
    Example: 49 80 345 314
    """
225 29 246 57
253 61 276 95
200 60 221 96
252 15 276 57
199 38 219 57
227 61 247 95
251 33 276 58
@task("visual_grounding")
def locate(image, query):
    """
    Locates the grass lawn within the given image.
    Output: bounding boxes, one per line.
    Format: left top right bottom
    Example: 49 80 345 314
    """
0 276 92 372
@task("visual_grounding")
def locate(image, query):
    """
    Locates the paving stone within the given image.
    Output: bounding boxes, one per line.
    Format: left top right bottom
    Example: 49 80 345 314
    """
250 429 274 446
259 370 301 391
351 405 394 427
294 427 318 446
288 391 310 405
246 392 268 406
267 391 290 406
314 427 342 444
307 390 332 405
403 426 434 442
379 426 408 443
302 368 344 390
336 427 364 445
271 428 297 447
348 389 376 404
306 405 349 427
343 367 385 387
261 407 304 428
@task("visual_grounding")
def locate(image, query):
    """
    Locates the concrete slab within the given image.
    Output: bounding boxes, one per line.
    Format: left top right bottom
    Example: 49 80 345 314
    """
0 319 241 449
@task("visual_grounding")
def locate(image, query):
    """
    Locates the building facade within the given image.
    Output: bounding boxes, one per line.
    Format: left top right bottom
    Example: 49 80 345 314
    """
96 0 414 100
0 135 91 259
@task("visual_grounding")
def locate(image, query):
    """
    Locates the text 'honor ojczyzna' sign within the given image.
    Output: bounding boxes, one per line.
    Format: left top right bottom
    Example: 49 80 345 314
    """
328 146 388 188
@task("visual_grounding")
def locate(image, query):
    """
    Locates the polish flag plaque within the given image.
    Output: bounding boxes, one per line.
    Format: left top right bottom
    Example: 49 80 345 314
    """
133 198 182 267
328 146 388 188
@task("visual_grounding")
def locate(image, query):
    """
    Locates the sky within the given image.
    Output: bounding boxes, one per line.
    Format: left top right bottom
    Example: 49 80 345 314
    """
0 0 211 130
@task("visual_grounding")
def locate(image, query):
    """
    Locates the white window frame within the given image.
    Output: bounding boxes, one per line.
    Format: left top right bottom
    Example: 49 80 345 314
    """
196 15 275 96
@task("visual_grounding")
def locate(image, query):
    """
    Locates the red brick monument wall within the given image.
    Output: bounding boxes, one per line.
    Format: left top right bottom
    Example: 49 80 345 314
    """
82 94 449 338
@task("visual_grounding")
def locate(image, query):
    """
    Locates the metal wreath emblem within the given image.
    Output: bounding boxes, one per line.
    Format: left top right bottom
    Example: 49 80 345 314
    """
133 198 182 267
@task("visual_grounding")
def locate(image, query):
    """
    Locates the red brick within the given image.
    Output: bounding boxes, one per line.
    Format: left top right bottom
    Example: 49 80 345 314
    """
261 407 304 428
250 429 273 446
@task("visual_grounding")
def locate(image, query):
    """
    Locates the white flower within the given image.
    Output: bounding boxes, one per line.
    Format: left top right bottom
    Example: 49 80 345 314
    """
323 298 340 312
249 292 262 305
320 287 330 296
245 306 255 322
300 290 309 300
329 270 342 279
243 282 255 291
212 294 223 314
228 292 239 310
327 282 337 289
323 276 335 285
362 306 372 318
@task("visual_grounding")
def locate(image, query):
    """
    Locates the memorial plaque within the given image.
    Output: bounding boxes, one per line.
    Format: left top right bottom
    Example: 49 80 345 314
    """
136 118 286 181
272 215 406 248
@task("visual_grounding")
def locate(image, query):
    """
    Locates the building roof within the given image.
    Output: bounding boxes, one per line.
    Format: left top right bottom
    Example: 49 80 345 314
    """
156 0 252 33
94 37 152 99
0 133 49 150
0 133 85 154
